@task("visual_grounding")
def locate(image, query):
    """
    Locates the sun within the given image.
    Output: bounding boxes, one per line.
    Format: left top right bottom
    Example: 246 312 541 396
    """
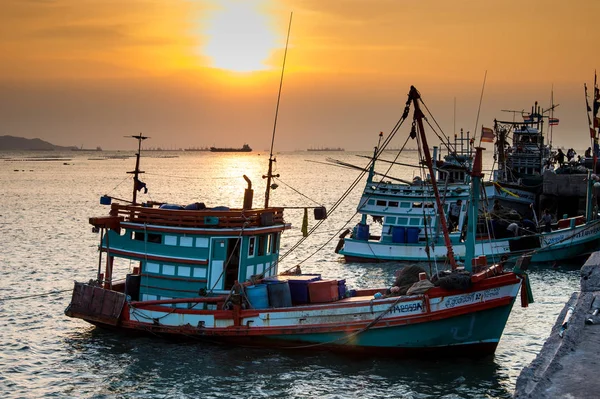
203 1 278 73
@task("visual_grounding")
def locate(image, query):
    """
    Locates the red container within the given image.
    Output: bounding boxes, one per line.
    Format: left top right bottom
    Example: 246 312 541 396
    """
308 280 339 303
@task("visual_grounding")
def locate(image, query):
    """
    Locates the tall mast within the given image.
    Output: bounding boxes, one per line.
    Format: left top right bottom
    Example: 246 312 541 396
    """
409 86 458 269
127 133 149 204
264 12 293 208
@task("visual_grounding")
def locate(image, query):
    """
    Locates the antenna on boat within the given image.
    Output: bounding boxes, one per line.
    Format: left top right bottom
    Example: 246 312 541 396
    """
474 70 487 147
264 12 293 208
126 133 149 204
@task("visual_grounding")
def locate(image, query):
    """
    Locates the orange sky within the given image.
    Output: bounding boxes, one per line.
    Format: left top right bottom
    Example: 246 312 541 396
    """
1 0 599 151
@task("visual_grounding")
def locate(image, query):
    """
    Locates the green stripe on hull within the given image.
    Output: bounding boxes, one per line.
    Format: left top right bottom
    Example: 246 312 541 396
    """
270 301 516 349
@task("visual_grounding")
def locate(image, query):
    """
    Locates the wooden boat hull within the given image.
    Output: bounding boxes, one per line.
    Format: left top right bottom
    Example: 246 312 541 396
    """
67 274 521 357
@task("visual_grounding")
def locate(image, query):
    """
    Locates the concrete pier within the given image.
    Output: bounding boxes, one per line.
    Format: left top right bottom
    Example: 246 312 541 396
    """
514 252 600 398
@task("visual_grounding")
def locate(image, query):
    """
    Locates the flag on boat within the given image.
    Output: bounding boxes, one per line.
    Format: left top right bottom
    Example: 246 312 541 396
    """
522 114 533 123
134 178 148 193
549 118 559 126
481 126 494 142
301 208 308 237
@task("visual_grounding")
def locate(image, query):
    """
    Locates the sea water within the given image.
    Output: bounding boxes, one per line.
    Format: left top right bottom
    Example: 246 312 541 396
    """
0 149 580 398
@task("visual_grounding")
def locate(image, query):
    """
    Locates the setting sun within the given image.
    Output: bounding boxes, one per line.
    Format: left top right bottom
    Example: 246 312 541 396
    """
203 1 278 73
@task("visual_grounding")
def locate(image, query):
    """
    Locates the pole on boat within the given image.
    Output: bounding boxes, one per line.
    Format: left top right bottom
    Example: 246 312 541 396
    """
264 12 292 208
126 133 148 205
464 147 485 272
409 86 458 269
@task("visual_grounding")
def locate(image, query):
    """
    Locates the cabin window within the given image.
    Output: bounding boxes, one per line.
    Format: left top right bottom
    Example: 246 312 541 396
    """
258 235 266 256
397 217 408 225
424 202 434 208
412 202 423 208
195 237 209 248
165 235 177 246
400 202 411 208
270 234 278 253
163 265 175 275
266 235 272 254
388 201 399 207
248 237 256 257
145 262 160 274
133 231 162 243
178 266 191 277
385 217 396 224
368 199 375 205
409 218 421 226
376 200 387 207
180 236 193 247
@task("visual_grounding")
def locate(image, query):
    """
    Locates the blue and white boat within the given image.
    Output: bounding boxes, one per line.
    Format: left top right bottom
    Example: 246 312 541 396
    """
338 107 600 266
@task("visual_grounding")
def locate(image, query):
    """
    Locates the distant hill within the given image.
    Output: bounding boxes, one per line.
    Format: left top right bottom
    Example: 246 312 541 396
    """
0 135 76 151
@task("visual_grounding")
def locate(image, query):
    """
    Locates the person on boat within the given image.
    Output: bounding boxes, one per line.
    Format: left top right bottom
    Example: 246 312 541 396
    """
585 147 592 158
448 200 462 231
506 222 519 237
540 209 553 232
556 149 566 166
567 148 576 162
542 160 555 174
492 199 503 213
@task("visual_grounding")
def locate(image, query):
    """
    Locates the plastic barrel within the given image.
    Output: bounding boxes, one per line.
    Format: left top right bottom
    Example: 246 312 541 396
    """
266 281 293 308
406 227 421 243
337 279 347 299
391 226 406 243
355 223 369 241
246 284 269 309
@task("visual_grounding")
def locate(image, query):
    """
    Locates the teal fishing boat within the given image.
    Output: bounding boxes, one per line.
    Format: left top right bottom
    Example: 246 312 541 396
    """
65 87 526 356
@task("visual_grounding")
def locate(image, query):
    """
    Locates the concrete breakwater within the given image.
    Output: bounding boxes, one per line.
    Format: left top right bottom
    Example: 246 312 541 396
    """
514 252 600 398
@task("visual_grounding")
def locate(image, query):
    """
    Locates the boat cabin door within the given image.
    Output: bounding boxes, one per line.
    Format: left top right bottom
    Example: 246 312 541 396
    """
209 237 241 291
224 238 241 290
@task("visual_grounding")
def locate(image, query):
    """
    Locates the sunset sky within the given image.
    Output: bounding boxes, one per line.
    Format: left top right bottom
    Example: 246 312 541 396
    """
1 0 599 151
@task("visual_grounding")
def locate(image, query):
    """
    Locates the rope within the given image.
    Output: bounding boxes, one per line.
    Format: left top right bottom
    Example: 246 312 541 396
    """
277 294 410 349
0 289 72 302
274 177 322 206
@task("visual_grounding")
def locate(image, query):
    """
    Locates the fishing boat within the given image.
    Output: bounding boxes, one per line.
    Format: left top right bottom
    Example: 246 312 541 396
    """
65 87 526 356
210 144 252 152
338 104 600 266
492 102 554 188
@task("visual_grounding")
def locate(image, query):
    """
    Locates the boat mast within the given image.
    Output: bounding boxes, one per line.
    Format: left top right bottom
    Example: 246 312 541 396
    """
409 86 458 269
264 12 292 208
127 133 148 205
464 146 484 272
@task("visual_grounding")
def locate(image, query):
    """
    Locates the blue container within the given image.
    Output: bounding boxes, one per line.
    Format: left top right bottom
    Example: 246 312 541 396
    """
246 284 269 309
406 227 421 243
100 195 112 205
265 280 293 308
337 279 347 299
355 223 369 241
287 274 321 305
391 226 406 243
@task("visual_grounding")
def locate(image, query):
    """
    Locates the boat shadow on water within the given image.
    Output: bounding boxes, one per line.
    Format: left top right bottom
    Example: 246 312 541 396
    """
62 327 514 398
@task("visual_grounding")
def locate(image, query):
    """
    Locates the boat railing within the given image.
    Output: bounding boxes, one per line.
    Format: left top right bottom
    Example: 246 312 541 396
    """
109 203 285 228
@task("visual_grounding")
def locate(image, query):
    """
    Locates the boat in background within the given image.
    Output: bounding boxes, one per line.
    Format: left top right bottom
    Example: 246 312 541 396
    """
338 101 600 266
65 87 526 357
210 144 252 152
307 147 344 151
